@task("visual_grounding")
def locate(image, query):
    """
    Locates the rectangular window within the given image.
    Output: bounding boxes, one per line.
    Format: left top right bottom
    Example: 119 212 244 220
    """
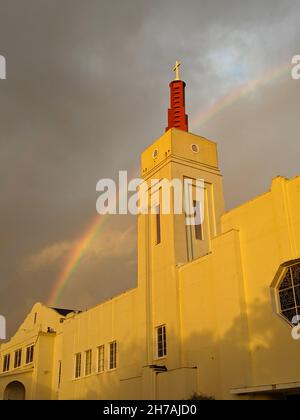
109 341 117 370
155 205 161 245
156 325 167 358
3 354 10 372
85 349 92 376
14 349 22 368
74 353 81 379
193 200 203 241
97 345 105 373
58 361 62 388
26 345 34 364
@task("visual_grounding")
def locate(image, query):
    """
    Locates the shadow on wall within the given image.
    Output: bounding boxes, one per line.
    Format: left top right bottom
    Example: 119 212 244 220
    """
2 299 299 400
58 298 300 400
182 298 300 400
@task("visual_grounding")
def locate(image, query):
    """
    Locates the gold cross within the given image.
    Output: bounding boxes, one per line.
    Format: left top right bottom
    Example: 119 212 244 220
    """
173 60 181 80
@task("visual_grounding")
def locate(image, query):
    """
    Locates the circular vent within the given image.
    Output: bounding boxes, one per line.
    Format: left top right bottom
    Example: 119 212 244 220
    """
191 144 199 154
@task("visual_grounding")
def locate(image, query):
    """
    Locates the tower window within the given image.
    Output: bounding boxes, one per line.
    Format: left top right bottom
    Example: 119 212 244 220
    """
3 354 10 372
26 345 34 364
156 325 167 358
193 200 203 241
97 345 105 373
109 341 117 370
14 349 22 368
277 263 300 323
85 349 92 376
74 353 81 379
152 149 159 159
58 361 62 389
155 205 161 245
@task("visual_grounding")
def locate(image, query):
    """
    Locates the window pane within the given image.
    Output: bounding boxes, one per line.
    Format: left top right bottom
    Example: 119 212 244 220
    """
282 308 297 323
156 205 161 245
292 265 300 286
158 342 163 358
26 346 34 364
3 354 10 372
58 361 62 388
109 342 117 370
98 346 104 372
156 325 167 358
193 200 203 241
75 353 81 378
279 269 292 290
279 288 295 311
295 286 300 307
85 350 92 375
14 349 21 368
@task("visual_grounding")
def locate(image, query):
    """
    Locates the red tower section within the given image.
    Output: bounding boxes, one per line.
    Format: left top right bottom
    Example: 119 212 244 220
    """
166 79 188 132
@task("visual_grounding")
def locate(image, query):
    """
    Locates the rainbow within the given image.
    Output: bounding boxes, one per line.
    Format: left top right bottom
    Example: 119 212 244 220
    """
190 61 292 130
47 214 111 307
48 60 292 307
47 168 139 307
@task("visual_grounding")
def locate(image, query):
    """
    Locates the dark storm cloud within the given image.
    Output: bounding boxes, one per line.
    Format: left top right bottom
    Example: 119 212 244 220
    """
0 0 299 336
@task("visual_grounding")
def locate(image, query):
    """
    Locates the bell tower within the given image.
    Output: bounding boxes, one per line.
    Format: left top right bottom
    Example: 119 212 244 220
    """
138 63 225 378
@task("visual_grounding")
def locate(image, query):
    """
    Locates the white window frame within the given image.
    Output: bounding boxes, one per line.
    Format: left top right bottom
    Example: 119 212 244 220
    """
3 354 10 372
97 345 105 373
25 345 34 364
108 341 117 370
14 348 22 368
85 349 92 376
74 352 81 379
156 325 167 359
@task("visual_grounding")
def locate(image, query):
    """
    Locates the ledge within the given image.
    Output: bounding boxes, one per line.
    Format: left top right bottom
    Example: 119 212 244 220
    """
231 381 300 395
0 366 34 378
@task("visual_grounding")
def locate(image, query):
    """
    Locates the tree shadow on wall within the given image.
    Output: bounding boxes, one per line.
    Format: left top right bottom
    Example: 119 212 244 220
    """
58 298 300 400
4 298 299 400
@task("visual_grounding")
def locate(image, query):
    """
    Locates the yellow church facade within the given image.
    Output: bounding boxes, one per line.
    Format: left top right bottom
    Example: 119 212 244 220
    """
1 75 300 400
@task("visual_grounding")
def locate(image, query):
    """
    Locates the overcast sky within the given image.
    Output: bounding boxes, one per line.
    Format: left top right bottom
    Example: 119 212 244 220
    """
0 0 299 337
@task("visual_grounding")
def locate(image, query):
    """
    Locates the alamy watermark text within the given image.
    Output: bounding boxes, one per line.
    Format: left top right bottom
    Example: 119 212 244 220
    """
96 171 205 226
0 55 6 80
0 315 6 340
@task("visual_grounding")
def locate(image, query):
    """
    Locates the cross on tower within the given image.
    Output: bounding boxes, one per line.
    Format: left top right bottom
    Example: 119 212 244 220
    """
173 60 181 80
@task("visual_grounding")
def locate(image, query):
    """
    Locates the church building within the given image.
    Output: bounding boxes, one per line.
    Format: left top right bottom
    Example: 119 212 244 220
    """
1 63 300 400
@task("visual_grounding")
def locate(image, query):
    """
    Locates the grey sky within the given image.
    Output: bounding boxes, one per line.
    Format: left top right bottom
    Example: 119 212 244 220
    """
0 0 299 337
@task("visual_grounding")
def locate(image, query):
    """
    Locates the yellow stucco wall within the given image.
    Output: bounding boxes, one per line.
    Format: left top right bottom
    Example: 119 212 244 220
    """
1 129 299 400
